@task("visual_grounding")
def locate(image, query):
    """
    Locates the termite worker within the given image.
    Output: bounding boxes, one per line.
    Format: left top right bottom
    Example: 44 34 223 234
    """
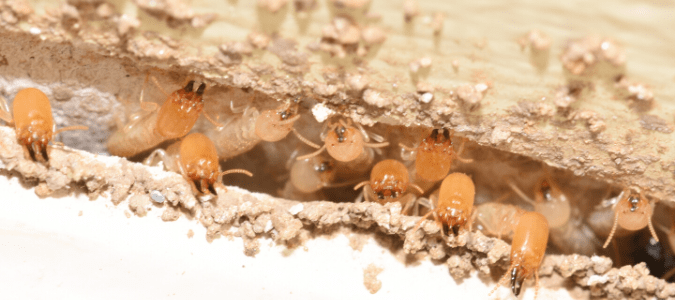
490 211 549 299
144 133 253 195
107 77 214 157
400 128 472 182
599 189 658 249
354 159 424 203
473 202 525 240
412 172 475 236
0 88 88 163
207 99 303 160
296 118 389 163
509 175 600 255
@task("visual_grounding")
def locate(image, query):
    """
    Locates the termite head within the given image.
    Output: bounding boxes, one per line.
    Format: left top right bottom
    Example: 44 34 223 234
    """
156 81 207 139
533 177 570 228
436 173 475 232
616 192 653 231
367 159 409 201
290 156 336 194
324 120 364 162
12 88 55 163
179 133 220 195
415 128 454 182
255 101 300 142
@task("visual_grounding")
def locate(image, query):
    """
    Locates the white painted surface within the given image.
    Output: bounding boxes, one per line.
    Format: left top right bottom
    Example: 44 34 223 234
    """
0 175 570 300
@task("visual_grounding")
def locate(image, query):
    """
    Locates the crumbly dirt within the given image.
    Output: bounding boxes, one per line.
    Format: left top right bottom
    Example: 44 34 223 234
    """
363 263 383 294
1 1 675 299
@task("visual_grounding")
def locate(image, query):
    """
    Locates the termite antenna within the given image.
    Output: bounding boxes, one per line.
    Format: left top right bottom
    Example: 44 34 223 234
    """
196 83 206 95
296 145 326 161
220 169 253 177
489 266 513 296
647 209 659 243
409 183 425 194
353 180 370 191
602 210 621 248
278 114 301 125
292 128 321 149
507 180 537 206
364 141 390 148
54 125 89 136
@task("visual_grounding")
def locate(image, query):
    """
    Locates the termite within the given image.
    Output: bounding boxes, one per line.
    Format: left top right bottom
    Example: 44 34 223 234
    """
412 172 475 236
400 128 472 182
601 189 658 249
354 159 424 203
0 88 88 163
107 76 218 157
509 175 600 255
296 118 389 162
490 211 549 299
207 99 303 160
144 133 253 195
508 176 571 229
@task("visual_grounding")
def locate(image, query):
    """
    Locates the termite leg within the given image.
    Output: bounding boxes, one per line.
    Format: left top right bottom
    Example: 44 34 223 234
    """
409 183 425 194
292 128 322 149
353 180 370 191
507 180 537 206
54 125 89 136
534 271 540 300
203 111 224 128
364 141 390 148
149 74 170 97
399 142 417 161
139 74 159 112
0 95 11 123
453 136 473 163
143 149 167 166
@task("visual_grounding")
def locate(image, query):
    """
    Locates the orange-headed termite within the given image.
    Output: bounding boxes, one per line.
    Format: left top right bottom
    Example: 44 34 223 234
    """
354 159 424 203
602 189 658 248
108 76 218 157
0 88 88 163
401 128 472 182
490 211 549 299
412 172 475 236
145 133 253 195
296 118 389 162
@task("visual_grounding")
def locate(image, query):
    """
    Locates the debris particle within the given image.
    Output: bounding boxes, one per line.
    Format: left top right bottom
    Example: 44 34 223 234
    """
288 203 304 215
560 35 626 75
518 30 551 51
403 0 419 22
409 57 432 73
430 12 444 35
639 115 673 133
129 194 151 217
187 229 194 238
248 31 271 49
329 0 370 9
456 84 484 110
554 85 579 109
363 264 383 294
293 0 317 14
615 76 654 104
150 190 165 203
96 3 115 19
78 210 83 216
363 89 389 108
361 26 387 46
258 0 289 13
576 110 606 134
347 74 369 92
116 14 140 36
133 0 215 28
322 16 361 45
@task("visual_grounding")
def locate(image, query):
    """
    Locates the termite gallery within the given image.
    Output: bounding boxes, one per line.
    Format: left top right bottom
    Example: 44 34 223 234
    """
2 82 674 294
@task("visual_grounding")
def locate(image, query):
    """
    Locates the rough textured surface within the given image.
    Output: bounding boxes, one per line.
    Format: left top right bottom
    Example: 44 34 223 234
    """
1 0 675 299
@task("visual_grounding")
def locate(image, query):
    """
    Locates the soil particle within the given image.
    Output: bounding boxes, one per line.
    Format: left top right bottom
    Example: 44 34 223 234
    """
258 0 289 13
402 0 419 22
363 263 383 294
133 0 216 28
187 229 194 238
639 115 673 134
129 194 151 217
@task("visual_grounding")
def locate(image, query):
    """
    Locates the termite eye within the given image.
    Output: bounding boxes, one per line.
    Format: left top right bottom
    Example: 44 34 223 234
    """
184 81 195 92
377 193 384 200
629 196 640 212
315 162 332 173
279 110 290 120
196 83 206 95
392 192 398 198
